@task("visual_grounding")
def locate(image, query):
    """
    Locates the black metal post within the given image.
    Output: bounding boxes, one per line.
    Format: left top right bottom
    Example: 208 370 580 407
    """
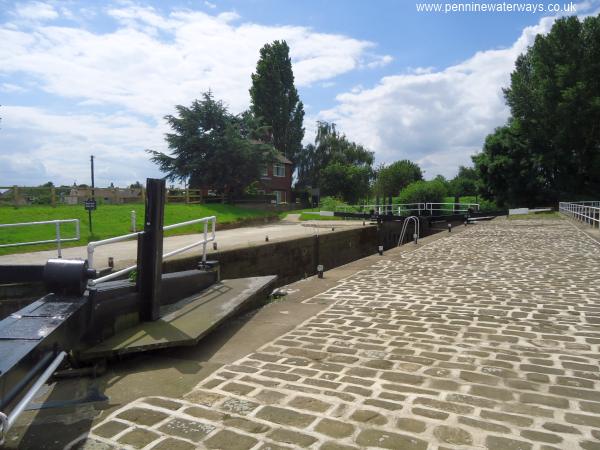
139 178 165 321
89 155 95 233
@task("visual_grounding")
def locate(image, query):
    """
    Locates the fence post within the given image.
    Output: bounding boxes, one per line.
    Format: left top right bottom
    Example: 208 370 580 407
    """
51 186 56 207
55 221 62 258
185 189 190 204
202 220 208 264
13 185 19 207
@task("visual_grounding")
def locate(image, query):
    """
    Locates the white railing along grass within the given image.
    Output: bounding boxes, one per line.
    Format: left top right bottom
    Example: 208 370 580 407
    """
0 219 80 258
88 215 216 285
559 201 600 228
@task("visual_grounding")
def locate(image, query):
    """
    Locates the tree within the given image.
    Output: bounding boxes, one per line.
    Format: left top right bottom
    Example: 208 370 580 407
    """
374 160 423 197
320 163 372 204
250 41 305 166
296 121 374 202
147 92 275 200
473 122 547 207
474 14 600 205
449 166 478 197
397 179 448 205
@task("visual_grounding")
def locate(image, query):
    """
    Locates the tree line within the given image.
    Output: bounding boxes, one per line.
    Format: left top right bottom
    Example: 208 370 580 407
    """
150 13 599 207
147 40 475 206
473 14 600 206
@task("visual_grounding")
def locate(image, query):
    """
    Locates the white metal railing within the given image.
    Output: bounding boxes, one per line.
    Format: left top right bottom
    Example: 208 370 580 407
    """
0 219 80 258
0 351 66 446
398 216 420 246
334 202 479 216
559 201 600 228
423 203 479 214
88 215 216 285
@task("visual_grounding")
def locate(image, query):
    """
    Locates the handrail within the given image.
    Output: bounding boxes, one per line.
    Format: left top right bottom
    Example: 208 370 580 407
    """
88 216 216 285
335 202 479 216
559 201 600 228
0 351 66 445
0 219 80 258
398 216 420 246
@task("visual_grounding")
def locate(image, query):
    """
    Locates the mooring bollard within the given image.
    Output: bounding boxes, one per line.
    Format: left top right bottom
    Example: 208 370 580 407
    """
265 235 269 242
464 220 468 226
108 257 114 268
331 227 334 231
413 233 418 244
378 245 383 255
213 242 217 250
131 210 137 232
317 264 324 278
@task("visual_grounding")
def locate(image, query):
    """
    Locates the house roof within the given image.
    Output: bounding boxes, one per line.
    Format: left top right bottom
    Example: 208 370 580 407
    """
250 138 293 165
275 153 292 165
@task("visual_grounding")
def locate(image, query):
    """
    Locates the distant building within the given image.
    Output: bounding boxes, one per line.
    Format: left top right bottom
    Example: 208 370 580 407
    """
64 186 142 204
256 153 293 204
198 152 293 204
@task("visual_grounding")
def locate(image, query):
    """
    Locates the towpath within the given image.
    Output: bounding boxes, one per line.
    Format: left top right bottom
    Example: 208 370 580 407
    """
0 218 364 268
60 216 600 450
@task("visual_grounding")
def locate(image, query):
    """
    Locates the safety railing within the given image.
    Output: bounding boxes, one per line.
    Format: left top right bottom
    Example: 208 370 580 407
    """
396 203 426 215
398 216 420 246
559 202 600 228
396 203 479 215
0 219 80 258
88 216 216 285
0 351 66 445
335 202 479 216
424 202 479 214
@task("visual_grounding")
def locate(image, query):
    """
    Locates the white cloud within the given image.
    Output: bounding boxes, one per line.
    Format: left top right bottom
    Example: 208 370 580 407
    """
13 1 59 21
0 5 390 118
0 106 166 186
0 82 27 93
319 16 560 179
0 3 391 186
204 1 217 9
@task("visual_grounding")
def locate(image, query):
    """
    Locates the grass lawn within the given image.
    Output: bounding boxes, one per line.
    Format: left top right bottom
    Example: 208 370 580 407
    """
508 211 560 220
278 207 319 219
298 212 344 221
0 203 275 256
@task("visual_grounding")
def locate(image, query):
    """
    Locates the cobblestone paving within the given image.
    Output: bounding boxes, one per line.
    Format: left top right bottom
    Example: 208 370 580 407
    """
69 218 600 449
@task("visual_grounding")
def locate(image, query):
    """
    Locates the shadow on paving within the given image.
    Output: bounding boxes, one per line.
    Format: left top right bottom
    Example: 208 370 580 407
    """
9 307 263 450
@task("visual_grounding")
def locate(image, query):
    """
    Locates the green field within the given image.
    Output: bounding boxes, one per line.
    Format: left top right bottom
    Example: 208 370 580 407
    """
0 203 275 256
508 211 560 220
298 212 343 221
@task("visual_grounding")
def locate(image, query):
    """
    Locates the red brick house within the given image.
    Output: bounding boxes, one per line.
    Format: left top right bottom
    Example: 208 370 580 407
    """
257 153 293 204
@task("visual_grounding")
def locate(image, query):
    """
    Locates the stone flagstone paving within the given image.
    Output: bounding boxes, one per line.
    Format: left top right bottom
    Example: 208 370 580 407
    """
69 218 600 449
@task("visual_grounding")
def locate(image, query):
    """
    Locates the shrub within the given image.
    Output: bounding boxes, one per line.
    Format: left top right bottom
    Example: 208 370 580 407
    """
319 196 356 212
396 179 448 205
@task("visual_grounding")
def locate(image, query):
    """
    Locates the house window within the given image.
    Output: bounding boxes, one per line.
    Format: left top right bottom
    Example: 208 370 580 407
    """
274 190 283 204
273 163 285 177
261 165 268 177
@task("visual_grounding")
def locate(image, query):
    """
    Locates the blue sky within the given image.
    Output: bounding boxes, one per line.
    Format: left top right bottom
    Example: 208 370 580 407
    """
1 0 598 187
